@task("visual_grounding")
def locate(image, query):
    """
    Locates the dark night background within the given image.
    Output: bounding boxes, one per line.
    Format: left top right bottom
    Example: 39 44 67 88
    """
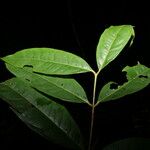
0 1 150 149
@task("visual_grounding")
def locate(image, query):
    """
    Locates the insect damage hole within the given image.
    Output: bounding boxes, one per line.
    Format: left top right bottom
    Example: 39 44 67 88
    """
25 78 31 82
139 75 148 79
110 83 118 89
23 65 33 69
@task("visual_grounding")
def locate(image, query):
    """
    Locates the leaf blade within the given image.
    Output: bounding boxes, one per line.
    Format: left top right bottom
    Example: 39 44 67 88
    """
5 63 89 104
97 64 150 103
0 78 84 150
2 48 93 75
96 25 134 71
102 137 150 150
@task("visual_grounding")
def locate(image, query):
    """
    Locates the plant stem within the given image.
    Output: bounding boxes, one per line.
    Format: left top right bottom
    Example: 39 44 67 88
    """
88 73 98 150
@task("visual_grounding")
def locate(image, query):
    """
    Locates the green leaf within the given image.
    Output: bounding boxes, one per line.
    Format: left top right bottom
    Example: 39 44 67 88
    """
0 78 84 150
2 48 94 75
97 63 150 103
5 63 89 104
102 137 150 150
96 25 134 71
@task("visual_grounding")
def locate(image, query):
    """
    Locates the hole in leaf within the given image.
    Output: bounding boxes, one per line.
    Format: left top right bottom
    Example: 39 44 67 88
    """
110 83 118 89
25 78 31 82
121 71 128 82
139 75 148 79
23 65 33 68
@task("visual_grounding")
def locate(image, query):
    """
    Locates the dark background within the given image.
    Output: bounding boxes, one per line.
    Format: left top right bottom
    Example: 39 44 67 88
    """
0 1 150 149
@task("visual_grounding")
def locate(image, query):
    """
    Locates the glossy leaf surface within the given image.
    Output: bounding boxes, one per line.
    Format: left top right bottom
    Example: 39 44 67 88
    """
5 64 88 103
2 48 93 75
0 78 84 150
96 25 134 71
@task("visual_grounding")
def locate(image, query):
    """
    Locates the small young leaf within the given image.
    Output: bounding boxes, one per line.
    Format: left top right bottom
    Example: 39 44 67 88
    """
2 48 94 75
0 78 84 150
97 63 150 103
5 63 89 104
96 25 134 71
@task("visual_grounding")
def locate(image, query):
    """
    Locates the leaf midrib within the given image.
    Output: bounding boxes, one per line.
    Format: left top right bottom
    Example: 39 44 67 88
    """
7 63 88 103
99 26 124 70
29 69 88 103
35 74 88 103
5 56 92 72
